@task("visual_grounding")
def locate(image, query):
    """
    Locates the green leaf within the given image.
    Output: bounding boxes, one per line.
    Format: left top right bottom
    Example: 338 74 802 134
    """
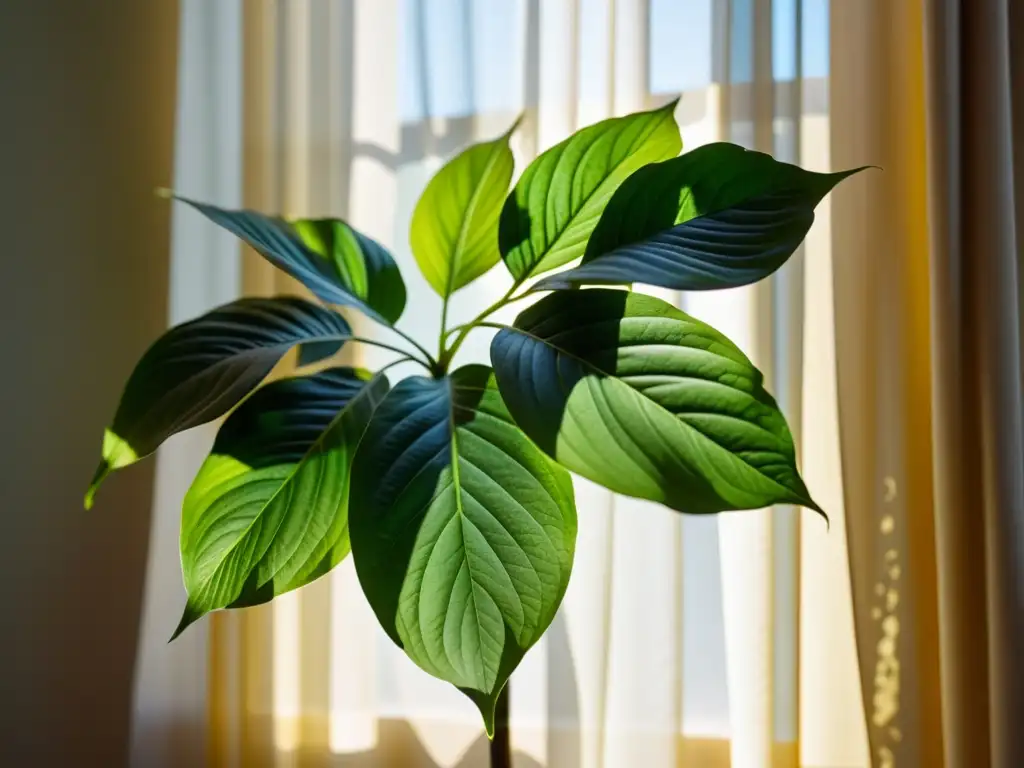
296 339 344 367
174 368 388 637
499 100 681 282
490 289 823 518
348 364 576 732
410 120 518 297
174 196 406 324
85 297 349 509
537 142 867 291
293 218 406 323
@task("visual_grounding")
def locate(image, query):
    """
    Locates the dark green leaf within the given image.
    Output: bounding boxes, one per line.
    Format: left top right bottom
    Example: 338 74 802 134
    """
85 297 349 509
348 365 577 733
410 122 518 297
174 368 388 637
176 196 406 323
293 218 406 323
499 101 681 282
296 339 344 367
490 289 823 517
536 143 867 291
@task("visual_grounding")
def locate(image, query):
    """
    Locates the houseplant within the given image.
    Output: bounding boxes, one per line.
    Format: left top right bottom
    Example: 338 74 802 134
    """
86 100 860 767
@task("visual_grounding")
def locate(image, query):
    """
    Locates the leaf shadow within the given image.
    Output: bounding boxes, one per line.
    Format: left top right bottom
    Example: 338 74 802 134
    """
496 289 626 460
579 158 687 262
497 196 534 264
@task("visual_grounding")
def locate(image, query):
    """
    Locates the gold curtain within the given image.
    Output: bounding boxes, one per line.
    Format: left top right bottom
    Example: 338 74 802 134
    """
830 1 943 766
831 0 1024 766
924 0 1024 766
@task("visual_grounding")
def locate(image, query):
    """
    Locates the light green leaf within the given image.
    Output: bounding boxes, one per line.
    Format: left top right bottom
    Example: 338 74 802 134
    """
499 100 681 282
490 289 823 518
174 368 388 637
410 121 519 297
85 297 350 509
175 196 406 324
348 365 577 733
537 142 867 291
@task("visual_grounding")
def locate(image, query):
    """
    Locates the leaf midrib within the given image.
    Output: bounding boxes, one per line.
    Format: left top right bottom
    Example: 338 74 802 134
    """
186 375 378 597
445 141 507 298
452 419 567 576
581 159 807 266
515 109 675 283
456 440 552 638
500 322 798 495
137 332 351 449
444 377 490 687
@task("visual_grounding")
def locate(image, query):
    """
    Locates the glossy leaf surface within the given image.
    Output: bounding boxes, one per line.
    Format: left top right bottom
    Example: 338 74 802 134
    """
85 297 349 508
410 124 517 297
499 101 681 282
175 368 388 636
537 143 865 291
490 289 822 517
177 197 406 323
349 365 576 732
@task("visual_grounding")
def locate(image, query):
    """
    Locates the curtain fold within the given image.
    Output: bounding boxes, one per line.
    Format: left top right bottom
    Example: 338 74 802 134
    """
829 1 944 767
924 1 1024 766
830 1 1024 767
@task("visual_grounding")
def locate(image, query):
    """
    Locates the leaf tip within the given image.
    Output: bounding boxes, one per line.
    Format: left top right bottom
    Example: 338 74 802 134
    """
460 684 503 739
84 460 111 511
807 500 829 530
86 430 138 509
170 602 204 642
661 95 681 112
505 112 526 139
480 704 496 739
833 164 880 184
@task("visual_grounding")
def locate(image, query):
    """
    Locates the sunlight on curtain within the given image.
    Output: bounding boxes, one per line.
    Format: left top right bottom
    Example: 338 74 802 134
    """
159 1 870 766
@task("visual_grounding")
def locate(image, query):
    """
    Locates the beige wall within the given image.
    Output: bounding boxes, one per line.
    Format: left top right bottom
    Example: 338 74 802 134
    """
0 2 179 764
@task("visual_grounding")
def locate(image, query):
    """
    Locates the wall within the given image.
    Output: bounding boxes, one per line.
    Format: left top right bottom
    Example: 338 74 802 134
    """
0 1 179 763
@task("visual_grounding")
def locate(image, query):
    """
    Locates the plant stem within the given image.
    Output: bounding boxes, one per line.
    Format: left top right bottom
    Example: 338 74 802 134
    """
438 284 524 372
386 325 438 370
490 685 511 768
438 294 451 361
346 336 433 371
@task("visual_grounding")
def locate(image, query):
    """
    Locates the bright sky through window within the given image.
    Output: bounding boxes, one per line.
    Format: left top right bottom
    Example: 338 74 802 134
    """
400 0 829 122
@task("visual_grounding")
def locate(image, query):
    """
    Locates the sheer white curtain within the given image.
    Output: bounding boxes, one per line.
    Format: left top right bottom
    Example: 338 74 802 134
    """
133 1 868 766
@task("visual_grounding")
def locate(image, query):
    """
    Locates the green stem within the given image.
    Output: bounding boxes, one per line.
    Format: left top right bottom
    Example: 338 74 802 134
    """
438 293 452 361
387 325 437 369
346 336 433 371
441 323 470 341
438 284 526 373
374 356 418 377
489 685 511 768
